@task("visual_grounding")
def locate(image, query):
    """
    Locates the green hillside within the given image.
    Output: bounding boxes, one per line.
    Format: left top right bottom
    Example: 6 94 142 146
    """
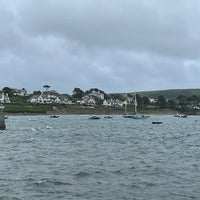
130 88 200 99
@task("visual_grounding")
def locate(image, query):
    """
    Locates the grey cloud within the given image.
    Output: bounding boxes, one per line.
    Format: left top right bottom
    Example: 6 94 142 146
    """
0 0 200 93
16 0 200 59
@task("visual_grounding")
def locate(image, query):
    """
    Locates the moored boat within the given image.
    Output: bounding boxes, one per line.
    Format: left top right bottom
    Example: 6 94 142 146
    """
152 121 163 124
174 113 187 118
49 115 59 118
89 115 100 120
123 113 133 118
104 115 113 119
132 115 148 119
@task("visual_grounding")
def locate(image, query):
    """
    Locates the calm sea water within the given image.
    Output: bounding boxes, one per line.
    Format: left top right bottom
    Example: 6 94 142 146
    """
1 115 200 200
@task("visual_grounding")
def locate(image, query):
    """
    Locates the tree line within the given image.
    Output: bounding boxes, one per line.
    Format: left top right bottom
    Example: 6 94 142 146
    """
71 87 200 113
2 86 200 113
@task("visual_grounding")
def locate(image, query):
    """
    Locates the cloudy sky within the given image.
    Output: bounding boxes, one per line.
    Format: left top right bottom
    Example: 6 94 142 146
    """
0 0 199 94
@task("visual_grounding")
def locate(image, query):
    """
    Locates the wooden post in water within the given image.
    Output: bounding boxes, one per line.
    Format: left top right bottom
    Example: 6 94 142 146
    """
0 105 6 130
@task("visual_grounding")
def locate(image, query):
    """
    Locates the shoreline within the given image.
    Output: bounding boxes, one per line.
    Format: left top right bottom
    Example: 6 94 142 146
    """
3 104 195 116
3 109 178 116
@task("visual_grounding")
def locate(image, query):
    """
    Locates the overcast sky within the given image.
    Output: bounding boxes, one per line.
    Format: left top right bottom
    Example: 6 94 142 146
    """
0 0 200 94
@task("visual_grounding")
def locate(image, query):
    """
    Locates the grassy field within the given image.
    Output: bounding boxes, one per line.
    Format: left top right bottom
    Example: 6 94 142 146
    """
4 104 54 114
3 103 176 115
135 88 200 99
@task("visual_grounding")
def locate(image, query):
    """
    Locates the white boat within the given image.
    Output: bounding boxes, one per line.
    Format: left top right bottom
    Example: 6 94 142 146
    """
174 112 187 118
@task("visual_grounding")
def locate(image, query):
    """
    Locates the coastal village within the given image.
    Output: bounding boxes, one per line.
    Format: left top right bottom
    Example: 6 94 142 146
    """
0 85 151 107
1 85 200 115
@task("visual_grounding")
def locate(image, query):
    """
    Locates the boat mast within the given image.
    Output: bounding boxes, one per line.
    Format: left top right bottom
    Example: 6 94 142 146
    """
134 93 137 114
125 103 127 114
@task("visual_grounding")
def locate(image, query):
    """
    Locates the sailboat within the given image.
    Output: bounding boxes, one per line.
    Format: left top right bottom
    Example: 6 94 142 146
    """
132 93 148 119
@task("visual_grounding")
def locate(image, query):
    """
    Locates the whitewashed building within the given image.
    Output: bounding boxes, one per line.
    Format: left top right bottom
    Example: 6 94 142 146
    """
28 91 68 104
89 90 104 100
0 92 11 103
149 97 156 103
80 95 96 106
103 99 123 107
13 88 28 96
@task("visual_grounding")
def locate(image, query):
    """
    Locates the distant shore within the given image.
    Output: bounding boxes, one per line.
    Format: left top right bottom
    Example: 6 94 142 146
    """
3 103 194 116
3 108 178 116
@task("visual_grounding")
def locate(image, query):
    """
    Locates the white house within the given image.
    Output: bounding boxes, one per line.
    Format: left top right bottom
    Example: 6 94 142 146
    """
81 95 96 106
103 99 123 107
89 90 104 100
29 91 68 104
13 88 28 96
0 92 11 103
149 97 156 103
103 99 114 107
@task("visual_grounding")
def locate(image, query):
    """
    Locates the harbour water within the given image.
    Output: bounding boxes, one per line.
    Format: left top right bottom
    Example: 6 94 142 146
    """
1 115 200 200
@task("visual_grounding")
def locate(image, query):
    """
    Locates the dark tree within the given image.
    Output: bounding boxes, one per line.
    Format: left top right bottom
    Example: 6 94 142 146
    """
32 90 41 95
72 88 85 99
156 95 167 108
176 95 189 112
167 99 176 109
85 88 106 95
2 87 13 97
176 95 188 106
109 94 126 102
136 94 142 106
43 85 50 91
127 93 133 98
142 96 150 107
188 95 199 105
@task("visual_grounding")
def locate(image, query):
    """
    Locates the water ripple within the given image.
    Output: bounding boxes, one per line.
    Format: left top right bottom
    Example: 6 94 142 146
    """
1 115 200 199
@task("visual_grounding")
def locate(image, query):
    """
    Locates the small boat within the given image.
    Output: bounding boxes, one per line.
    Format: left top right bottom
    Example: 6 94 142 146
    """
104 115 113 119
152 121 163 124
174 112 187 118
89 115 100 120
49 115 59 118
132 115 148 119
122 113 133 118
